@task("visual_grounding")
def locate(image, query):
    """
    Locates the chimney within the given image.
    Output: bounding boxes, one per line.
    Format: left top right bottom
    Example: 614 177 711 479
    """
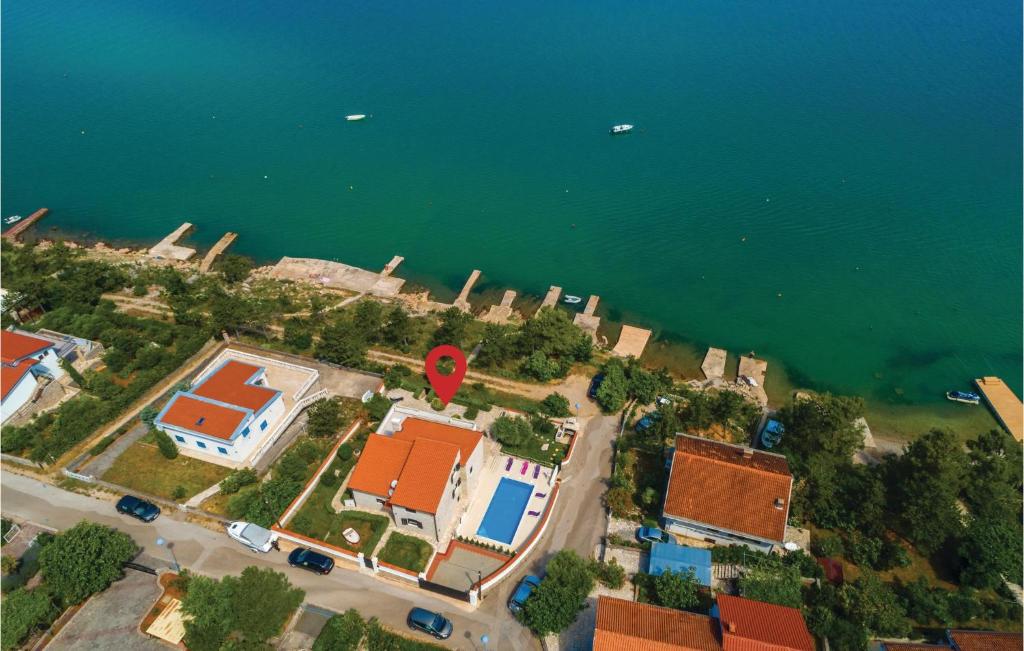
726 622 737 633
774 497 784 509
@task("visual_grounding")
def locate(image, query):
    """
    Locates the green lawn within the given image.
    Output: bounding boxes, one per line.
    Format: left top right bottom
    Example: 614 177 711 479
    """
378 532 433 573
501 434 567 467
102 441 231 500
289 497 389 556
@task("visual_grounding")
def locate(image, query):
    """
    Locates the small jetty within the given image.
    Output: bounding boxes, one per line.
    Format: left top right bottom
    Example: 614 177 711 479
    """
3 208 49 242
540 286 562 310
701 347 727 380
148 223 196 261
454 269 481 312
199 232 237 273
572 295 601 341
481 290 518 324
738 353 768 405
974 377 1023 442
381 255 404 277
612 325 652 358
270 256 405 297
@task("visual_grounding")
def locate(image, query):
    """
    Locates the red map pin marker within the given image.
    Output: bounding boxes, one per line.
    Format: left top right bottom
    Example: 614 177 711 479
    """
424 345 467 406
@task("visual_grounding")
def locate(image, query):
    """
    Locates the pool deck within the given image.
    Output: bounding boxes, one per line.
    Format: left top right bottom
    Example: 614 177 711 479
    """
975 376 1023 442
457 453 554 550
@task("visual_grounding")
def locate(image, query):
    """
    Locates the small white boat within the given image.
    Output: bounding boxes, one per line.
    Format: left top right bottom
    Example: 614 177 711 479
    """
610 124 634 134
345 114 367 121
563 295 582 304
4 215 22 225
343 527 361 545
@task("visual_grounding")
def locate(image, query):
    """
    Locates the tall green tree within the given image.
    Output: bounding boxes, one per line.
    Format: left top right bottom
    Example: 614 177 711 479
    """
39 521 138 606
595 359 629 413
738 563 803 608
491 415 533 447
430 307 472 348
522 550 594 635
382 305 415 351
306 398 343 438
316 318 368 367
654 569 701 610
1 587 58 651
352 300 384 342
958 512 1022 589
776 393 865 472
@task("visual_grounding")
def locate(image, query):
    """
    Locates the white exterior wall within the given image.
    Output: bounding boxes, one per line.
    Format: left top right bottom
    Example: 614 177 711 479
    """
1 374 37 423
31 348 64 380
158 395 285 468
392 504 441 540
462 441 484 492
351 489 387 512
663 516 777 554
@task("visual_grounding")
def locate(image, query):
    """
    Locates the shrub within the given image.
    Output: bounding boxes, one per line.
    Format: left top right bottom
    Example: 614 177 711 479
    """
1 587 57 651
307 399 343 438
2 554 19 575
523 550 594 635
154 429 178 459
590 558 626 589
429 397 444 411
365 393 392 421
336 443 354 461
812 532 844 558
655 569 701 610
383 365 410 390
219 468 258 494
541 392 572 417
604 487 634 518
89 434 118 456
172 485 187 500
530 416 557 438
320 471 338 488
464 406 479 420
314 609 365 651
492 415 533 447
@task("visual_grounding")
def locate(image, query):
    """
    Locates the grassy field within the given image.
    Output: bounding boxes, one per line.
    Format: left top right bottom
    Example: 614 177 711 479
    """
378 532 433 572
102 442 231 500
289 492 390 556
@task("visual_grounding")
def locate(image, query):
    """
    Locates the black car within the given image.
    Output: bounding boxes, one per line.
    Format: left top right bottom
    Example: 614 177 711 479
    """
287 547 334 575
116 495 160 522
407 607 453 640
588 373 605 399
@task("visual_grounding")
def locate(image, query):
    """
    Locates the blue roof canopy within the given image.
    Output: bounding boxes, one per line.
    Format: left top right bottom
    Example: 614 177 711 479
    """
648 542 712 586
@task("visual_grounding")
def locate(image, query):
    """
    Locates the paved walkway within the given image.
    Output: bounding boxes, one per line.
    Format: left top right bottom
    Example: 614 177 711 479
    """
79 420 149 478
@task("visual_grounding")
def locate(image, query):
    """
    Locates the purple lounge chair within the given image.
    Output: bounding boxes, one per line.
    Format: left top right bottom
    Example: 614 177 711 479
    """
534 492 547 498
528 510 541 517
533 464 541 479
505 457 514 471
521 461 529 475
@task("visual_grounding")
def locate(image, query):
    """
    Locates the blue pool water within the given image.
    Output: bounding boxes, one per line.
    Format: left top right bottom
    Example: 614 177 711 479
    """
476 478 533 545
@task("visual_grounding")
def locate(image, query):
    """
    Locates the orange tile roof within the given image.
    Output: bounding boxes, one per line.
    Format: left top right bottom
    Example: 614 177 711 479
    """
717 595 814 651
392 418 483 463
347 435 414 497
882 644 949 650
1 330 53 364
594 596 722 651
1 359 38 401
948 630 1023 651
664 435 792 543
389 438 460 513
192 360 278 413
159 394 248 441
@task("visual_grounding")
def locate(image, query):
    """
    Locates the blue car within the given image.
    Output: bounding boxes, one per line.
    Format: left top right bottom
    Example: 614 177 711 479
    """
407 608 453 640
634 411 662 433
508 575 541 613
637 526 670 544
588 373 605 399
116 495 160 523
287 548 334 575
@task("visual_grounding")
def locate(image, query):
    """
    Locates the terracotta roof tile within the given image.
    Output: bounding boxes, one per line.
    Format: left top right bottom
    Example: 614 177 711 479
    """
192 360 278 413
1 330 53 364
594 596 722 651
882 644 950 650
389 438 460 514
948 630 1023 651
392 418 482 463
159 395 249 441
1 359 38 401
347 435 414 497
664 435 792 543
717 595 814 651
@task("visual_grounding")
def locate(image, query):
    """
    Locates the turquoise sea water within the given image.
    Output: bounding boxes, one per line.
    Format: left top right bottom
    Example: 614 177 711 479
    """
2 1 1021 415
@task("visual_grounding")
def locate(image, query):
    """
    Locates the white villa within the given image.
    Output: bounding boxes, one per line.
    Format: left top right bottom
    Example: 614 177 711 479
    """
1 329 67 423
347 407 485 542
154 351 319 468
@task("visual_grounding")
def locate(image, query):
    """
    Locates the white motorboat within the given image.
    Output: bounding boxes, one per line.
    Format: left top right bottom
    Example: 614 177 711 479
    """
609 124 634 134
4 215 22 225
563 295 583 304
345 114 367 121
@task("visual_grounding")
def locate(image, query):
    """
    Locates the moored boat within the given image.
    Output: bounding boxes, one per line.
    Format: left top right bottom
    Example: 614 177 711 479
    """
563 295 582 304
609 124 634 134
4 215 22 225
946 391 980 405
345 114 367 121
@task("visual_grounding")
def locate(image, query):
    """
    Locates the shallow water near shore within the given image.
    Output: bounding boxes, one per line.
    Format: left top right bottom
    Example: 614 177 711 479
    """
2 0 1020 439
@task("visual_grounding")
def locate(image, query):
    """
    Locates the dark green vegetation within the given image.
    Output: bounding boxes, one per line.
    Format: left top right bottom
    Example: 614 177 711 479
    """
226 436 331 527
594 357 672 413
490 413 567 466
521 550 595 636
475 308 592 381
314 609 445 651
2 522 136 651
180 566 304 651
605 432 667 521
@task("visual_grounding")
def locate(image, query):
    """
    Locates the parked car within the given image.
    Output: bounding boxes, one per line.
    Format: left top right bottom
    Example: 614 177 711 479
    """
288 547 334 574
116 495 160 523
587 373 605 399
407 608 453 640
227 521 278 553
634 411 662 433
507 575 541 614
637 526 670 544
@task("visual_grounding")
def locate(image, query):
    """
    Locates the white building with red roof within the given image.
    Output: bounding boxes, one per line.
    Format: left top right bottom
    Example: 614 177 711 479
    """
347 406 485 541
1 329 66 423
154 353 318 467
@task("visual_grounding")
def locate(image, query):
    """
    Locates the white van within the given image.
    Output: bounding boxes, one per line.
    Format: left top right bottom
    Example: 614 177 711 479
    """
227 521 278 553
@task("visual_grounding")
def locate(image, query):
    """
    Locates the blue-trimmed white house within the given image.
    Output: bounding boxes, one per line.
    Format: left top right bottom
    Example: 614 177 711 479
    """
154 359 287 467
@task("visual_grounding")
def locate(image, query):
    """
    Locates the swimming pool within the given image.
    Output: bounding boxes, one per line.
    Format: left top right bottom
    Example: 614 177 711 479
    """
476 478 533 545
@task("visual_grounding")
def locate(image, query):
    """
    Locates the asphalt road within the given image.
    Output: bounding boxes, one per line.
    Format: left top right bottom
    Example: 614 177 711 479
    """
0 413 618 651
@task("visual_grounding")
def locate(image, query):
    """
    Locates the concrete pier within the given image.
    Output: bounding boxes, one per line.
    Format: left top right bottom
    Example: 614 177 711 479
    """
3 208 49 242
381 256 404 276
269 257 405 297
481 290 518 324
148 222 196 261
738 354 768 405
454 269 481 312
199 232 237 273
975 377 1022 441
701 348 727 380
573 295 601 341
540 286 562 310
612 325 652 358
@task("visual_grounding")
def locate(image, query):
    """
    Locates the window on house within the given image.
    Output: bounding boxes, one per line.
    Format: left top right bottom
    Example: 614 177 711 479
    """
217 447 228 454
456 478 462 488
241 426 250 437
376 498 385 505
405 508 416 514
469 466 474 474
174 435 185 443
451 489 456 500
196 441 207 449
260 421 268 431
401 518 423 529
